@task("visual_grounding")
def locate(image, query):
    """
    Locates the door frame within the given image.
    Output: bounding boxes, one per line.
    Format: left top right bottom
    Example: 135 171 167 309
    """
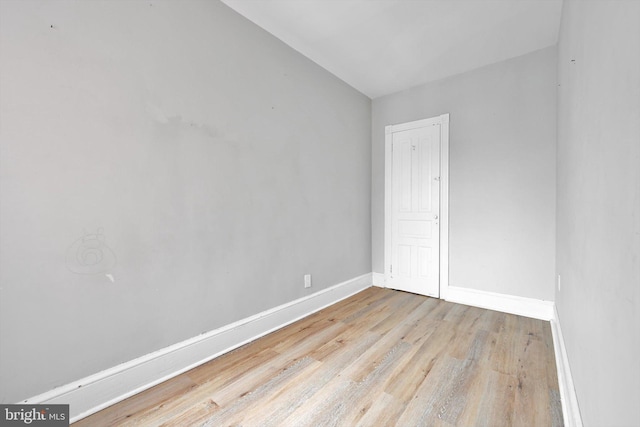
384 114 449 299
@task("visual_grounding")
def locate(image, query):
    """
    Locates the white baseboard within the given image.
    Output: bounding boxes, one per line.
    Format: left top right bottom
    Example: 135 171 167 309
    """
372 272 385 287
23 273 373 423
551 306 583 427
445 286 555 321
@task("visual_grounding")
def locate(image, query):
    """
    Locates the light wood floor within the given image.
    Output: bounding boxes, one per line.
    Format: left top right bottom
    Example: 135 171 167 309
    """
74 287 563 426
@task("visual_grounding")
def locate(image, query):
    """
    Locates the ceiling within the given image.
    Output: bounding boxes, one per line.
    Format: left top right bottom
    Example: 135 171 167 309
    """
220 0 563 99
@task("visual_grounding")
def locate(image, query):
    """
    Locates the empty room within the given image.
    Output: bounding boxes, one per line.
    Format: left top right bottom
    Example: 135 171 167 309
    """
0 0 638 426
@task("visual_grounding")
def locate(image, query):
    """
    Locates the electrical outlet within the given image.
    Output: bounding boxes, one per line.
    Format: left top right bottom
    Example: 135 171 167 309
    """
304 274 312 288
557 274 561 292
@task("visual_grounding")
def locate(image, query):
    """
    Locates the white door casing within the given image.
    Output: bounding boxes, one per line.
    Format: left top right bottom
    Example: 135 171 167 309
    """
384 114 449 298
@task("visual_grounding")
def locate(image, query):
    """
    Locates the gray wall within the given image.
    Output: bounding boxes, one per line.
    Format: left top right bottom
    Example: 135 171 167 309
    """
556 1 640 425
0 0 371 402
372 47 557 300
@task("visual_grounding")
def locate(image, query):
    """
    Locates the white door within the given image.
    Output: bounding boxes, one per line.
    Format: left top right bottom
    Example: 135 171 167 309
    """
388 124 441 297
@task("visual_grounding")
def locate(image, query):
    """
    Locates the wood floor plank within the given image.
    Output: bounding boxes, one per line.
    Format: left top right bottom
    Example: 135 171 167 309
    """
354 391 406 427
513 335 553 427
434 348 487 424
200 356 319 427
369 291 426 335
119 348 282 426
72 375 198 427
206 321 347 408
489 312 522 376
74 287 562 427
334 341 413 426
384 320 455 403
394 354 462 425
470 369 518 427
397 300 442 346
343 302 442 384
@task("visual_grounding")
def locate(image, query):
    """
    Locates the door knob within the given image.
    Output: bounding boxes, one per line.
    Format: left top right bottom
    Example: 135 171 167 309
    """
434 215 438 220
